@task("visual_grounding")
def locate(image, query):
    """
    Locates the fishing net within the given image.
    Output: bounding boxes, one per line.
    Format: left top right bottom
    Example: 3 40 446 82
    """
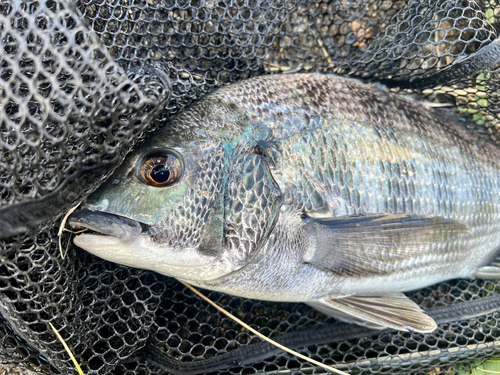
1 0 500 374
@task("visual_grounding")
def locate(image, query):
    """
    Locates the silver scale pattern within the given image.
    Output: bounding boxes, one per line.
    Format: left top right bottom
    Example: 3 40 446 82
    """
2 0 500 374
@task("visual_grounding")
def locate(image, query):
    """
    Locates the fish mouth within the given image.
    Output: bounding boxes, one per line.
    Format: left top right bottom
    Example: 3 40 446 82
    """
68 210 148 243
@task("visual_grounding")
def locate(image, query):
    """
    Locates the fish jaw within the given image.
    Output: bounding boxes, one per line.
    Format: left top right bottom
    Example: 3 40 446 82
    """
73 233 123 248
68 209 236 281
73 234 152 270
69 209 154 269
69 209 145 242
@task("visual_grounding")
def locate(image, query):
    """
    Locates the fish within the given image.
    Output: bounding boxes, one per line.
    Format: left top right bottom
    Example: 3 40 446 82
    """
68 73 500 333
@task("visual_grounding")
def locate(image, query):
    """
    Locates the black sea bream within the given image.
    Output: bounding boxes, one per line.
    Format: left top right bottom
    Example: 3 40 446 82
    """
69 74 500 332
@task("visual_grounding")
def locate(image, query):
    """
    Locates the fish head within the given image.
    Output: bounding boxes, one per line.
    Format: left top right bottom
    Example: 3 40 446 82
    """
69 133 233 282
69 96 283 282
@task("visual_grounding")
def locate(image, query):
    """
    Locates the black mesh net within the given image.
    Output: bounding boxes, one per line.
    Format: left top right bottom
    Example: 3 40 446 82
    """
1 0 500 374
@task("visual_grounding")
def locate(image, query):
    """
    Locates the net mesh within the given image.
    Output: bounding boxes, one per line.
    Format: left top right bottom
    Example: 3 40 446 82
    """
1 0 500 374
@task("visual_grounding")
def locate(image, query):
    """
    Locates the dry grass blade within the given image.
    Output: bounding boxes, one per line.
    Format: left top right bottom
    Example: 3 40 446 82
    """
474 368 500 374
317 39 333 65
58 203 81 259
49 322 84 375
178 280 350 375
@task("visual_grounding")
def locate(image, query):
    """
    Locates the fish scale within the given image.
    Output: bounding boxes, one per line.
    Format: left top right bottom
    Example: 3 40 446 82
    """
262 118 500 279
70 74 500 332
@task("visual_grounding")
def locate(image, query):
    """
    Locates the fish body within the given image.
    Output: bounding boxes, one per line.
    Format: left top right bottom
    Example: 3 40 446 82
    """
69 74 500 332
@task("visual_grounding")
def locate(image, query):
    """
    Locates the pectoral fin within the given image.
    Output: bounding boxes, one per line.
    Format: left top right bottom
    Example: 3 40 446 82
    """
307 293 437 332
304 213 468 277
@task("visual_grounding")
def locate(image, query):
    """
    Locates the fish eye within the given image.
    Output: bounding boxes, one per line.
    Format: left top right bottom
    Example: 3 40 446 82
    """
139 150 183 187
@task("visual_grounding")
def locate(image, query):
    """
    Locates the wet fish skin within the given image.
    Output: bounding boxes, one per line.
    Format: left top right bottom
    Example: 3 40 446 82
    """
70 74 500 332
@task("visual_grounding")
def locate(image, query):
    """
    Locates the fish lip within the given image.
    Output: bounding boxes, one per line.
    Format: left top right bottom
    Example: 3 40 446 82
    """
68 209 148 242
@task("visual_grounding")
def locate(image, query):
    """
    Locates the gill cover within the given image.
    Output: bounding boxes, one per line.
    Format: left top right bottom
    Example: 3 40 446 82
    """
224 143 283 268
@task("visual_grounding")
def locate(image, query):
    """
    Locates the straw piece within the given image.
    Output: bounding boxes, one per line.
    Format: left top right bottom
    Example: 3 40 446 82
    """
178 280 350 375
474 368 500 374
317 39 333 65
49 322 85 375
58 203 81 259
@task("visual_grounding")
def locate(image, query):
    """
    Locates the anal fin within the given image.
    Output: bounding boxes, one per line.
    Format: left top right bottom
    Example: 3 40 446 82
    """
307 293 437 333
